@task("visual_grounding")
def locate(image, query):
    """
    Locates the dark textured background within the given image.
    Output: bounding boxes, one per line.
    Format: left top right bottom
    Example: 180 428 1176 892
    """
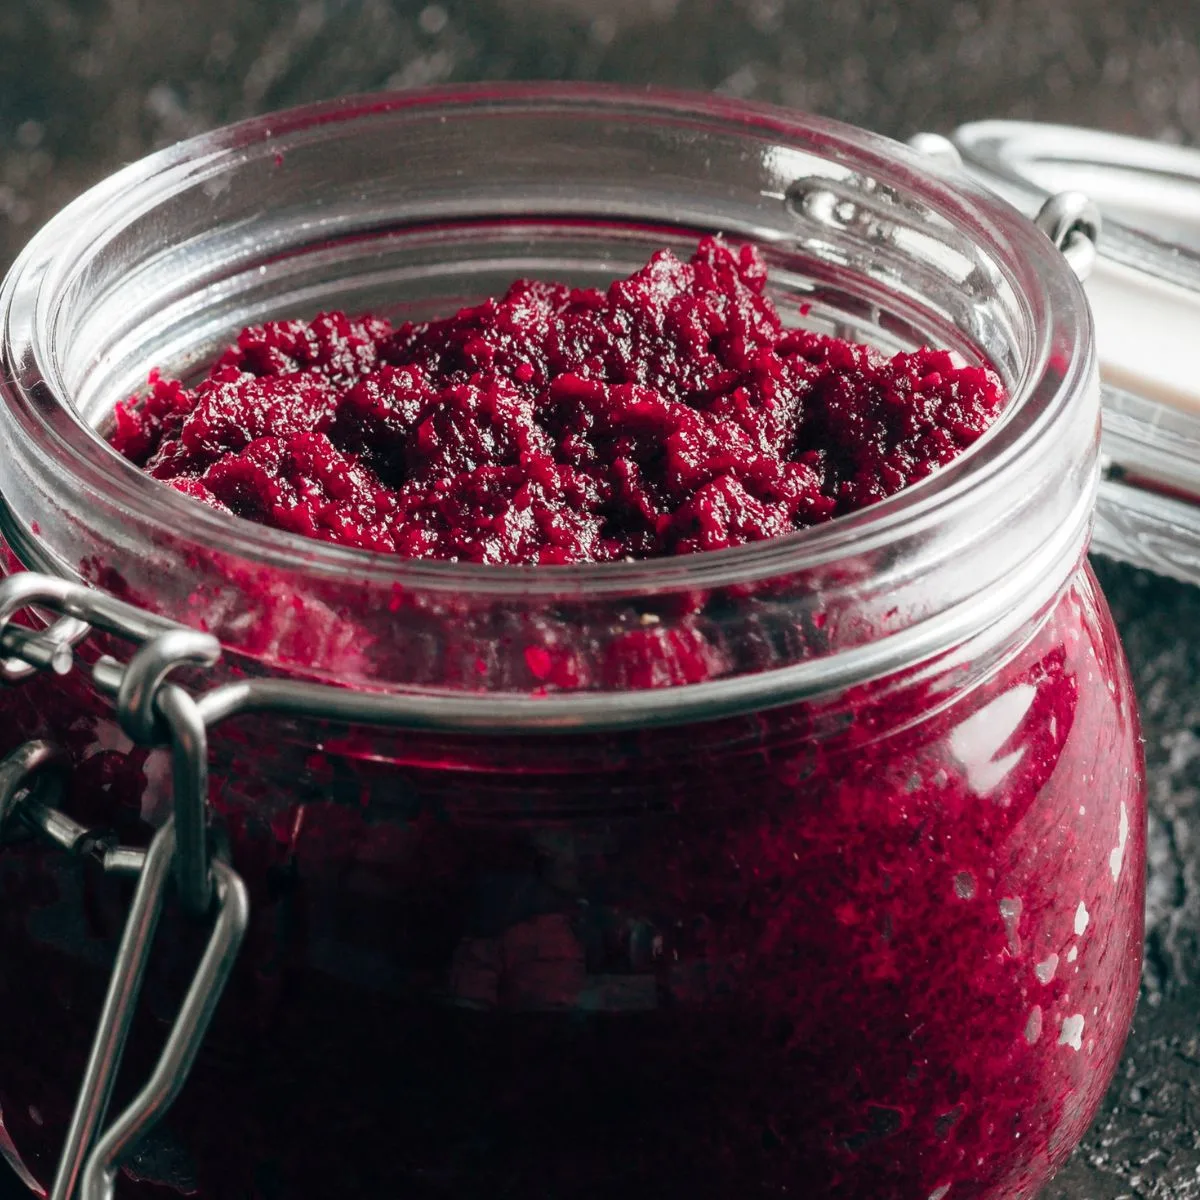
1 2 1199 1196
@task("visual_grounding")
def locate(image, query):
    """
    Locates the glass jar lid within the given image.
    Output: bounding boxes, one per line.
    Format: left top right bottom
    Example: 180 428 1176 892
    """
948 121 1200 586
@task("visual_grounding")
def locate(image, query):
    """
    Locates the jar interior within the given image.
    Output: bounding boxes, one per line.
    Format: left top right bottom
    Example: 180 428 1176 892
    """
77 220 993 422
47 106 1026 434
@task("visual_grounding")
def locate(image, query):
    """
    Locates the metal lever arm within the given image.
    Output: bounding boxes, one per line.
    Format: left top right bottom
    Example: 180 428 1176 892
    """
47 824 174 1200
78 842 248 1200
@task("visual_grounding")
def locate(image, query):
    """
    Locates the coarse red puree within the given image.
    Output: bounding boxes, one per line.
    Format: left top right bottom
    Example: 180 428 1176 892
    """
0 239 1142 1200
110 237 1006 565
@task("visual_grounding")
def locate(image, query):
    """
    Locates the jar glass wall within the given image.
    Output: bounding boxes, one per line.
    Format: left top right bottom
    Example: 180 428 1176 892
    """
0 87 1144 1200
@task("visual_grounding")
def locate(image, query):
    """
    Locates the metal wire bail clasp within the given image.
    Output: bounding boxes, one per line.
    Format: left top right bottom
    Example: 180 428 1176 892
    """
113 630 222 916
1034 191 1102 283
907 131 1101 285
0 571 250 1200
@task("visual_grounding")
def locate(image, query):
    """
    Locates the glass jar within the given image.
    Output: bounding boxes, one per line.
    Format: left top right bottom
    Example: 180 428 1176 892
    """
0 87 1145 1200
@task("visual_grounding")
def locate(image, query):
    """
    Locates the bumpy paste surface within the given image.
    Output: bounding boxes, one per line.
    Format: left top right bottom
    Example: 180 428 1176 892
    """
111 238 1005 564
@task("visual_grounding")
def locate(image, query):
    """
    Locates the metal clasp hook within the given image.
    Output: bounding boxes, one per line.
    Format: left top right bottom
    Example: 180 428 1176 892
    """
1034 191 1102 283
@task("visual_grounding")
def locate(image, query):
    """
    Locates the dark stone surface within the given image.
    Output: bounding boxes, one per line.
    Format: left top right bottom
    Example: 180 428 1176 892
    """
1 2 1198 1197
1 0 1198 271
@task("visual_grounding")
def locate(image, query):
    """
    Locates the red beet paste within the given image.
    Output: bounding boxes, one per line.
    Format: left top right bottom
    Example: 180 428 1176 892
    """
110 237 1004 563
0 241 1141 1200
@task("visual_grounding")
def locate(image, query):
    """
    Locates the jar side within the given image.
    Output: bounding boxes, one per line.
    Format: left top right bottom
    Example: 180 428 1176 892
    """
0 563 1143 1200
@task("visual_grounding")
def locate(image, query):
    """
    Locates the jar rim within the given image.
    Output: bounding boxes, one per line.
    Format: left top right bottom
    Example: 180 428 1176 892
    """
3 84 1091 593
0 84 1100 717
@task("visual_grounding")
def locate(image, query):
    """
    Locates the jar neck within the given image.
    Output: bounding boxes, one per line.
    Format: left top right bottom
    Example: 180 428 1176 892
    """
0 87 1098 728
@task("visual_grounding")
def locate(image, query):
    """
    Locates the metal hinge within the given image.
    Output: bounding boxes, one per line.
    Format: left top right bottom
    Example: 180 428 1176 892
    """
0 573 249 1200
1032 190 1102 283
907 130 1102 284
